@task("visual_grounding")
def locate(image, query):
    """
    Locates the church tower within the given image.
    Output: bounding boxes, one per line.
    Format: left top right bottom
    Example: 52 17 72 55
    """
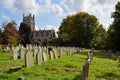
22 13 35 31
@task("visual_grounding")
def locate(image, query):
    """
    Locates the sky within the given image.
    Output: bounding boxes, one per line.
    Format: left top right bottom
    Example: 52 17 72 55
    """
0 0 119 31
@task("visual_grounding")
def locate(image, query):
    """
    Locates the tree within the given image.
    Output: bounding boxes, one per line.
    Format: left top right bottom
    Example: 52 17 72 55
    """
2 21 19 45
58 12 105 47
107 1 120 51
8 36 18 46
92 24 107 49
19 23 32 46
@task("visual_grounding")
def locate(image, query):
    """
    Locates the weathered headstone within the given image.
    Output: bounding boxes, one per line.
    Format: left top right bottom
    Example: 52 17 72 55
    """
82 62 87 80
20 47 25 59
58 48 62 58
36 50 43 65
49 51 54 60
42 52 47 62
86 59 90 77
53 49 58 59
33 47 38 57
82 59 90 80
12 48 18 60
25 50 33 68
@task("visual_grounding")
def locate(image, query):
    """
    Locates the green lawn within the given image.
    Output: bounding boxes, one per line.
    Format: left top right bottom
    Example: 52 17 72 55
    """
0 49 119 80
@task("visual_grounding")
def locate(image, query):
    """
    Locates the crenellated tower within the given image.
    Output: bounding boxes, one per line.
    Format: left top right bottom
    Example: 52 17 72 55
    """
23 13 35 31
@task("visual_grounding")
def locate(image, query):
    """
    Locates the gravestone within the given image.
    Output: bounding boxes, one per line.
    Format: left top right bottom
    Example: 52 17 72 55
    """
49 51 54 60
53 49 58 59
82 60 90 80
36 50 43 65
66 49 69 56
86 59 90 77
42 52 47 62
69 48 72 56
87 52 90 59
58 48 62 58
20 47 25 59
33 47 38 57
82 62 87 80
12 48 18 60
25 50 33 68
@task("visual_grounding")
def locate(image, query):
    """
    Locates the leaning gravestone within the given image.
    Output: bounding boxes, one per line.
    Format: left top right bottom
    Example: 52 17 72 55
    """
25 50 33 68
42 52 47 62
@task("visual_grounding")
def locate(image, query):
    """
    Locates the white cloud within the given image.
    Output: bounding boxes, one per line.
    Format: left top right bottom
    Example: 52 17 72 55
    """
35 25 39 30
0 0 64 17
0 0 42 15
60 0 118 29
2 15 10 21
0 0 119 29
45 25 54 30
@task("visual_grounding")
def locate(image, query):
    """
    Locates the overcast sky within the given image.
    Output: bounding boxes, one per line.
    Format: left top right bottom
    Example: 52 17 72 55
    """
0 0 119 31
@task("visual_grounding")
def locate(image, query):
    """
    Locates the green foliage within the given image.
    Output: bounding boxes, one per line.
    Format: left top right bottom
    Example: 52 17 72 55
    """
7 36 18 46
92 24 107 49
58 12 106 48
107 1 120 51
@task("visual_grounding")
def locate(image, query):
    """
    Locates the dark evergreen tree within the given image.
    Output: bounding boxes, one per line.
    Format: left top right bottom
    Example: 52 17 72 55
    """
107 1 120 51
19 23 32 46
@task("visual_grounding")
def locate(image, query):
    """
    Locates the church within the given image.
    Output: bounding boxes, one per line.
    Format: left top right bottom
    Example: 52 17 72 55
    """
21 13 55 43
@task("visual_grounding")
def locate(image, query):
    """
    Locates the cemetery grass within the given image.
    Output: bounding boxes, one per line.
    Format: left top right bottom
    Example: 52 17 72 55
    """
0 50 120 80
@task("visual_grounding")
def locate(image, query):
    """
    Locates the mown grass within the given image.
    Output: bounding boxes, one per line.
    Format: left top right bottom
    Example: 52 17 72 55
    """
0 49 120 80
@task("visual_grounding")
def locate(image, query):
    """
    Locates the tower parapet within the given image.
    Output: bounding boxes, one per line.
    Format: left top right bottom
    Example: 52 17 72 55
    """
22 13 35 31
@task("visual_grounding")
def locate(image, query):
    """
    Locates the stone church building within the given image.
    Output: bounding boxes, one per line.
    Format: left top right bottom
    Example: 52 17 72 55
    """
22 14 55 43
